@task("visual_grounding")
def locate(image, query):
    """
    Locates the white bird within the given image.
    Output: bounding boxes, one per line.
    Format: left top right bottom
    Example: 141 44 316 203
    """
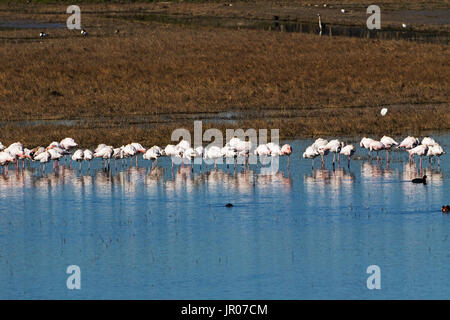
281 144 293 168
340 9 346 13
71 149 84 170
204 146 223 169
408 144 428 168
402 23 407 28
33 151 51 172
177 139 190 152
0 151 14 174
81 29 88 36
39 32 48 38
266 142 282 156
369 140 386 163
254 144 271 156
340 144 355 168
60 137 78 150
426 143 445 167
360 137 375 158
380 136 398 162
163 144 182 169
94 145 114 169
324 139 342 166
398 136 419 149
380 108 388 116
143 146 162 161
83 149 94 169
95 144 107 153
303 145 319 169
421 137 436 147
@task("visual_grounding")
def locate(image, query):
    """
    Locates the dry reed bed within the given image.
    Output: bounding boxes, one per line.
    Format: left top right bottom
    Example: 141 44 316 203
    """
0 9 449 148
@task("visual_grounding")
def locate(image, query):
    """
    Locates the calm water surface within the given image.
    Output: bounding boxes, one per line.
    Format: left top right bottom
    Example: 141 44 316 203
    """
0 136 449 299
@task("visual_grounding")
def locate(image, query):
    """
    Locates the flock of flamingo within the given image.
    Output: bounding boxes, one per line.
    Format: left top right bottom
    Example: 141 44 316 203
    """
302 135 445 169
0 137 293 174
0 135 445 175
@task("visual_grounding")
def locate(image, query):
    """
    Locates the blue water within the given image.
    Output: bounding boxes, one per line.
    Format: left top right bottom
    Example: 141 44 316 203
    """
0 136 449 299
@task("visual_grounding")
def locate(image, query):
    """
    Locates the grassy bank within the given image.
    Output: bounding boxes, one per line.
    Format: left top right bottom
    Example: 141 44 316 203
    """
0 2 448 148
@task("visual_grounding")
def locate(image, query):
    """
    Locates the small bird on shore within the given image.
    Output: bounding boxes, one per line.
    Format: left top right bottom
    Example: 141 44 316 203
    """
81 29 88 37
39 32 48 38
402 23 407 28
442 205 449 214
412 175 427 184
340 9 346 13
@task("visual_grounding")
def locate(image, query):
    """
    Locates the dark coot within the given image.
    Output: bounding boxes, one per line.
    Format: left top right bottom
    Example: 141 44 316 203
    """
412 175 427 184
225 203 233 208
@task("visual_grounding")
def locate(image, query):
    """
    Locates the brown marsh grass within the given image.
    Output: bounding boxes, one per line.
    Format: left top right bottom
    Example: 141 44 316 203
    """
0 2 449 148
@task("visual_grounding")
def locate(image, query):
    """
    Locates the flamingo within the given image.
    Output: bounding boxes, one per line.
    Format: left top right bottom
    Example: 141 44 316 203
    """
0 151 14 174
94 145 114 169
360 137 375 158
131 142 146 163
163 144 182 169
368 140 386 164
380 136 398 162
221 145 237 169
33 150 51 173
427 143 445 167
408 144 428 169
281 144 292 168
421 137 436 147
398 136 419 149
60 138 78 150
303 145 319 169
204 146 223 170
340 143 355 168
71 149 84 170
324 139 342 167
143 146 162 167
83 149 94 170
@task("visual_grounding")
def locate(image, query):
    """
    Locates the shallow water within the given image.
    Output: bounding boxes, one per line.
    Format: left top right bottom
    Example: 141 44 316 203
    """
0 135 449 299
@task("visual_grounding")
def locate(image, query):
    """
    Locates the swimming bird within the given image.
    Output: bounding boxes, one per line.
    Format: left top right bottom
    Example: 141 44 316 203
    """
442 205 450 214
412 175 427 184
